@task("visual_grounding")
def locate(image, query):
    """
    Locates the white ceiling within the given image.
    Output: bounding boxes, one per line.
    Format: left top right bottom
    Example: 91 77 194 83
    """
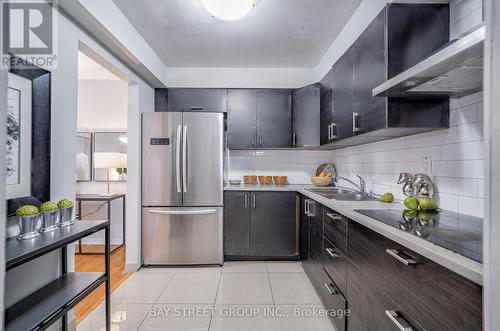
78 52 122 80
112 0 362 68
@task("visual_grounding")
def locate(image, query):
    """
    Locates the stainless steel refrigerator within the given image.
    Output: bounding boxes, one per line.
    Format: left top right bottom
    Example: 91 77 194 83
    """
142 112 223 265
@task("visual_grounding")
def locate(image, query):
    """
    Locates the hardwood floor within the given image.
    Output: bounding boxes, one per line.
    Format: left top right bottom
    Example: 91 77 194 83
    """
75 245 132 324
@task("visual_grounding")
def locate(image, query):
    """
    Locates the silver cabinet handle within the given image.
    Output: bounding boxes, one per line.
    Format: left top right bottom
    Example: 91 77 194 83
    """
244 194 248 208
252 193 256 209
259 131 263 146
148 209 216 215
326 213 343 221
327 124 331 140
292 133 296 147
331 123 337 139
304 200 309 216
385 310 414 331
190 106 203 111
353 112 361 133
176 125 182 193
324 282 339 295
252 131 256 147
182 125 188 193
325 248 340 258
385 249 418 266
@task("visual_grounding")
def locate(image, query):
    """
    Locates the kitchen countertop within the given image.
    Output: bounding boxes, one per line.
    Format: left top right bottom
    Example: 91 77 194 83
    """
224 184 483 285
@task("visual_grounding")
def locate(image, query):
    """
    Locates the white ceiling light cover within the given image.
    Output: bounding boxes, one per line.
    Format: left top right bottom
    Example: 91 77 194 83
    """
201 0 255 20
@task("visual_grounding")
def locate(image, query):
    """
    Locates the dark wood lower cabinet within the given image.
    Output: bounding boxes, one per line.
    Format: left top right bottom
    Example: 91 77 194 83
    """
250 191 296 257
224 191 296 259
298 194 483 331
347 261 423 331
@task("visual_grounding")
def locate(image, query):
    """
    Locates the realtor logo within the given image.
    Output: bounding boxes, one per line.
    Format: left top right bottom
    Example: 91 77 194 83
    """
2 0 58 68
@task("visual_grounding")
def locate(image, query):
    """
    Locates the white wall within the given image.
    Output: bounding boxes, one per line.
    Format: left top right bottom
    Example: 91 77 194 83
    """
451 0 483 38
166 67 316 89
0 1 6 324
483 0 500 328
4 8 155 318
315 0 386 81
227 150 331 184
76 77 129 245
77 79 128 130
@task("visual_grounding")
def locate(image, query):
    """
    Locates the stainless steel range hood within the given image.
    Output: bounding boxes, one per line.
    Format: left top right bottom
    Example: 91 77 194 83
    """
373 25 485 98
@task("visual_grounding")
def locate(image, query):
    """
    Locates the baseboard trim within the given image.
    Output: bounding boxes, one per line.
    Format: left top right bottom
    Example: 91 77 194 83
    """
125 262 139 273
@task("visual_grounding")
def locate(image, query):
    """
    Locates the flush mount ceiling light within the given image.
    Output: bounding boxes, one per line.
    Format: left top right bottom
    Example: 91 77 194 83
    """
201 0 255 21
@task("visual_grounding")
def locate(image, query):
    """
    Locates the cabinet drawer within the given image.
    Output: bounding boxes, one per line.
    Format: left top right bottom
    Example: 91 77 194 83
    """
399 251 482 331
316 270 347 331
324 210 347 255
347 262 423 331
347 220 406 305
323 238 347 295
348 220 483 331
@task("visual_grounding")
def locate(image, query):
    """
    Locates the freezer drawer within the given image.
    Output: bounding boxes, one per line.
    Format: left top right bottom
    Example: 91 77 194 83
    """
142 207 223 265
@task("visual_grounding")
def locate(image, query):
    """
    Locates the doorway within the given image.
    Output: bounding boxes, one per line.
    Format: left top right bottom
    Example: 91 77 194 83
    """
74 48 131 324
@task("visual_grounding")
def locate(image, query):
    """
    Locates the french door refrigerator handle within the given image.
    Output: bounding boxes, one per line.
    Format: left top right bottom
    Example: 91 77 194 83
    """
148 209 217 215
176 125 182 193
183 125 188 193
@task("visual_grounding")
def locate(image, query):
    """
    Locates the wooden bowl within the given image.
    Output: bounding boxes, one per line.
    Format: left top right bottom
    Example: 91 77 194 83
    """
273 176 288 186
311 176 332 187
243 175 257 185
258 176 273 185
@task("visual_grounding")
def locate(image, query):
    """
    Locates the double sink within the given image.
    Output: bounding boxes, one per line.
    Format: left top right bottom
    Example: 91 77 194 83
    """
306 187 377 201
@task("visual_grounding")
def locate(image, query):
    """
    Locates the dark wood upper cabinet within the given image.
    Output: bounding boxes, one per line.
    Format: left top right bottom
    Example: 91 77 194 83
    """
292 85 320 147
227 89 258 149
320 3 450 148
256 90 293 148
227 89 293 149
166 88 227 112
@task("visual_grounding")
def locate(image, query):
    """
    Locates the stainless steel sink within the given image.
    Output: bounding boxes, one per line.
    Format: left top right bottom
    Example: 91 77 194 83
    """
306 187 352 195
306 187 377 201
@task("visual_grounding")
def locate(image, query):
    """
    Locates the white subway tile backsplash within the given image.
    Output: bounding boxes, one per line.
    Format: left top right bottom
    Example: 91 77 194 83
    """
405 128 458 148
477 179 485 198
458 121 484 142
432 160 484 179
437 193 459 213
442 141 484 160
449 104 478 126
434 177 478 197
458 196 484 218
397 146 442 162
450 92 483 110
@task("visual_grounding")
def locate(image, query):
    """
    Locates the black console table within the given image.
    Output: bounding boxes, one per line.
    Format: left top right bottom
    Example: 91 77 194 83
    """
4 220 111 331
76 193 125 255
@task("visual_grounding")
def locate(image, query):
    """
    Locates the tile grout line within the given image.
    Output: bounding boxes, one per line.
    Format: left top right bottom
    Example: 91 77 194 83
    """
265 262 277 308
208 268 224 331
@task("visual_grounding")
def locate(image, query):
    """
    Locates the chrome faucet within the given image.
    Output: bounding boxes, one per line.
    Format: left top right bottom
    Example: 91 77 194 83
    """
412 174 434 199
336 175 367 195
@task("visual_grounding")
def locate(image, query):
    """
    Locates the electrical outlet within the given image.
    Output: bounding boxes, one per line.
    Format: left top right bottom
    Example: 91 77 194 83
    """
422 156 433 175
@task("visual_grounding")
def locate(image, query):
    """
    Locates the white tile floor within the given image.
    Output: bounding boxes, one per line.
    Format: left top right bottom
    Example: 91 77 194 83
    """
76 261 337 331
